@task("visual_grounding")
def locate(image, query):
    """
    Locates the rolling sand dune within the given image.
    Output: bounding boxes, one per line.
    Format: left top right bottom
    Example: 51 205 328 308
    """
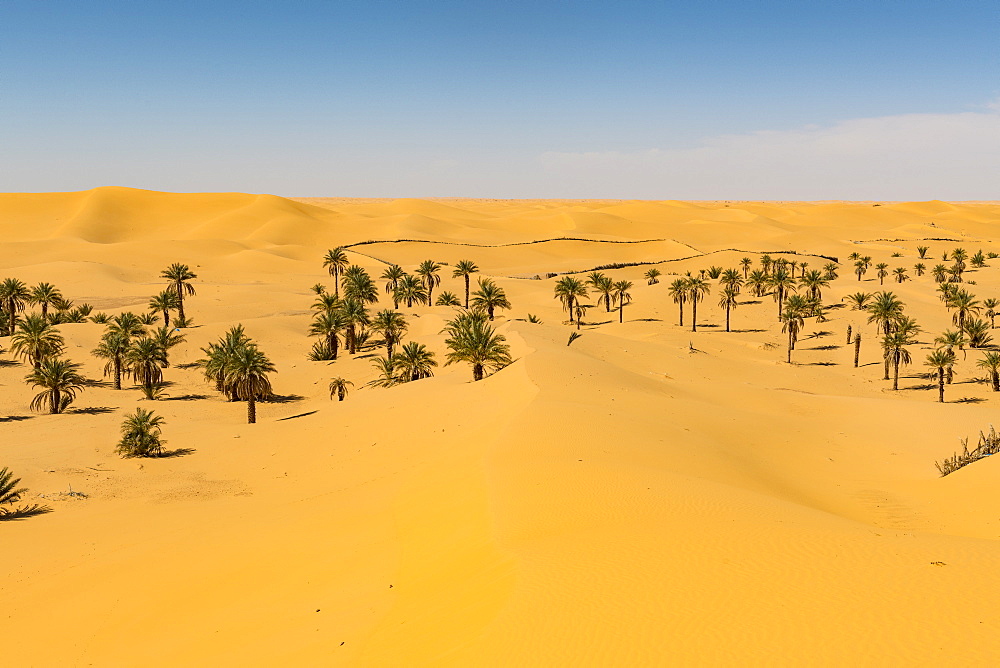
4 188 1000 664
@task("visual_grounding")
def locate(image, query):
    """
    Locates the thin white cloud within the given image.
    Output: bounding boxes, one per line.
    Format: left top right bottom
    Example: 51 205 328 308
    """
538 104 1000 200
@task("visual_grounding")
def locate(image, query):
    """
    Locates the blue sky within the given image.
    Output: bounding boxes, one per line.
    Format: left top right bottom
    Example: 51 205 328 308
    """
2 1 998 198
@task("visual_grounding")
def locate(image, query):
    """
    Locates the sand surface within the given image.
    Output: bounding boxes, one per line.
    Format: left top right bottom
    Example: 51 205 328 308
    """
3 187 1000 664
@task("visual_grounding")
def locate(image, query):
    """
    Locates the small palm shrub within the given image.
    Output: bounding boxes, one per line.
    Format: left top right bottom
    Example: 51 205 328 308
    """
308 341 336 361
116 408 167 457
90 312 111 324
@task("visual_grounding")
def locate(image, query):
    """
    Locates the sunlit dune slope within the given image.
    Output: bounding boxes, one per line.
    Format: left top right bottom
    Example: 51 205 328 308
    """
3 188 1000 665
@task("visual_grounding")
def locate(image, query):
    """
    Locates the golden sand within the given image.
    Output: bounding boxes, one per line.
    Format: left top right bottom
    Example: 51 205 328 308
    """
3 187 1000 664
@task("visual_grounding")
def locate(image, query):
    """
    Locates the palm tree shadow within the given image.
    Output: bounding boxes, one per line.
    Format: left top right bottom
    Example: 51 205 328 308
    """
268 394 306 404
176 362 201 370
70 406 116 415
802 361 837 366
805 330 833 339
164 394 209 401
907 383 937 390
0 415 33 423
278 410 318 421
0 504 53 521
633 318 663 322
0 359 20 368
808 344 842 350
955 397 987 403
156 448 196 458
729 328 766 333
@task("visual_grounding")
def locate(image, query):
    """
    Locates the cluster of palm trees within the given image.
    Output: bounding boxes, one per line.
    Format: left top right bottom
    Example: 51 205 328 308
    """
849 247 994 287
0 279 96 331
553 272 632 328
196 325 276 423
90 312 185 399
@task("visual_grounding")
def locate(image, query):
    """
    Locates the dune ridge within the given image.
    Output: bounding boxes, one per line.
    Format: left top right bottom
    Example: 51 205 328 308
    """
3 188 1000 664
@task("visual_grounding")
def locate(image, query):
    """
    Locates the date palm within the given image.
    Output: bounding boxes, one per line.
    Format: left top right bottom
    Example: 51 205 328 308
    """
746 270 767 298
874 263 889 285
0 278 30 336
393 341 438 382
800 270 829 300
452 260 479 308
949 290 980 332
11 315 64 369
760 255 773 275
92 330 131 389
740 257 753 278
366 356 398 388
645 268 661 285
116 408 167 458
866 292 904 336
914 262 926 277
932 264 948 283
342 265 379 305
443 311 513 381
223 342 276 424
781 298 807 363
614 280 633 323
844 291 873 311
667 277 688 326
160 263 196 325
893 267 908 283
149 289 181 328
323 247 350 297
917 246 929 259
126 336 168 399
416 260 442 305
471 278 511 320
371 309 407 359
925 349 955 402
882 317 919 389
29 282 62 320
435 291 462 307
823 262 839 280
767 269 797 319
312 292 341 315
198 325 251 400
554 276 588 324
935 329 966 373
395 273 427 308
587 272 616 312
342 298 370 354
963 318 992 349
381 264 406 309
977 351 1000 392
310 309 347 360
983 298 999 328
328 377 354 401
26 357 85 414
718 286 739 332
687 277 711 332
720 269 743 294
951 248 967 281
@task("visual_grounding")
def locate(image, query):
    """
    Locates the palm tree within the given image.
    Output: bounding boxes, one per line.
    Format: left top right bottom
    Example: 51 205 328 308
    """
366 356 398 388
452 260 479 308
393 341 438 382
781 299 807 363
224 341 276 424
951 248 968 281
395 274 427 308
932 264 948 283
853 332 862 367
108 311 146 341
310 309 348 360
971 250 987 268
761 255 773 275
964 318 993 349
312 292 341 315
29 282 62 320
26 357 85 414
800 270 829 300
126 336 168 399
443 312 513 381
977 351 1000 392
323 247 350 297
116 408 167 457
935 329 966 375
882 317 919 390
371 309 407 359
983 298 999 328
471 278 511 320
847 252 861 263
823 262 839 280
720 269 743 294
554 276 588 325
435 291 462 307
329 377 353 401
586 272 615 312
160 263 197 325
746 270 767 297
149 289 180 328
949 290 980 332
614 280 633 323
416 260 442 305
310 283 326 295
11 315 64 369
866 292 904 336
914 263 926 277
667 278 688 326
198 325 251 400
0 467 51 519
917 245 929 259
342 265 379 304
718 286 739 332
893 267 908 283
381 264 406 309
767 269 797 319
875 263 889 285
740 257 753 278
852 260 866 282
0 278 30 336
342 298 370 354
92 331 130 390
687 277 711 332
843 292 873 311
925 349 955 402
645 268 661 285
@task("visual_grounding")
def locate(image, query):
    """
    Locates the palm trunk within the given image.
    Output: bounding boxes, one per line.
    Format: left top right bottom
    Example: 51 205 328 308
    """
386 338 394 360
568 297 575 324
329 333 339 360
464 275 470 309
113 359 122 390
41 303 48 319
488 305 494 321
883 356 890 380
938 369 945 402
725 305 730 332
348 325 356 354
787 335 793 363
427 280 434 305
893 351 900 390
605 294 610 313
678 300 684 327
163 309 170 328
853 334 861 367
248 396 256 423
333 269 340 298
175 283 186 323
620 304 625 324
846 325 852 345
992 370 999 392
473 363 484 381
51 388 60 414
691 300 698 333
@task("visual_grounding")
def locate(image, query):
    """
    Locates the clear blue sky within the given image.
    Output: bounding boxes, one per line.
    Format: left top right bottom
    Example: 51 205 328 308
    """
2 1 998 198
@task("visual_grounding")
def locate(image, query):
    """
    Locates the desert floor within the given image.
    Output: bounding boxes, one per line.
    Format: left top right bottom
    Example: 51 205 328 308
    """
3 188 1000 665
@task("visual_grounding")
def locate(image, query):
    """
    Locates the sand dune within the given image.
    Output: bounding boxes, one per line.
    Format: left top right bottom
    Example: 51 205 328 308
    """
4 188 1000 664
